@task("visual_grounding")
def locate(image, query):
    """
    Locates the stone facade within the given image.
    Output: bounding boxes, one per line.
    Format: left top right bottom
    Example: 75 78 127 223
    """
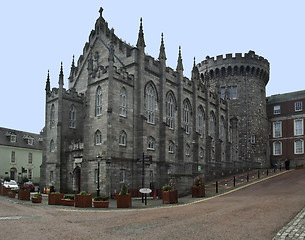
40 7 270 195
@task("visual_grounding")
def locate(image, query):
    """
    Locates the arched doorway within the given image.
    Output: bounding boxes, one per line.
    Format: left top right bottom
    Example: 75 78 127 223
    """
73 167 81 193
10 168 17 181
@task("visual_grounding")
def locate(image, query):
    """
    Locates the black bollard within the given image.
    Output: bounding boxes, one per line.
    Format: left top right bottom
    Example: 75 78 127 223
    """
216 181 218 193
233 176 236 187
258 170 260 179
267 169 269 176
247 173 249 182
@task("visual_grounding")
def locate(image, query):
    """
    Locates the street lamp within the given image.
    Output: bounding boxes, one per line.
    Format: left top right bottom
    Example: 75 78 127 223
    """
96 154 102 197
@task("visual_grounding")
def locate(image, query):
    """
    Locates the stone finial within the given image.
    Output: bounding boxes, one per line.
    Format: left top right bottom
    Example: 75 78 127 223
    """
136 17 146 48
45 70 50 93
58 62 64 86
176 46 184 71
158 33 167 61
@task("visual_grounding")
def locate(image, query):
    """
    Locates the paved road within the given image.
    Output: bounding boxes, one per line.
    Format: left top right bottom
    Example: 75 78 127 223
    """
1 169 305 240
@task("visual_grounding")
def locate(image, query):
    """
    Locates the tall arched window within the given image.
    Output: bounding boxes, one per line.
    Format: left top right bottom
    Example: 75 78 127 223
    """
273 141 282 155
198 106 204 136
183 100 191 134
119 130 127 146
168 140 175 153
145 84 157 124
50 104 55 128
220 116 225 140
95 130 102 145
185 143 190 156
69 105 76 128
119 87 127 117
147 136 155 150
96 86 102 116
166 93 175 129
50 139 55 152
210 111 216 139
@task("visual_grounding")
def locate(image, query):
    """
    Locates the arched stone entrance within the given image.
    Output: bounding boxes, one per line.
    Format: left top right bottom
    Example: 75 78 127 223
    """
73 167 81 193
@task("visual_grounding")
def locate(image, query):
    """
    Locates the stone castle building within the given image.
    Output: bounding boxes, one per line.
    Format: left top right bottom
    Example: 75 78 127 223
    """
40 7 270 195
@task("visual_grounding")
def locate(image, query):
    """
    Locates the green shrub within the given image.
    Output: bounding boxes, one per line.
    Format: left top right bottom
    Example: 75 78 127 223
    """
33 193 42 198
119 183 128 195
94 195 109 201
63 195 74 200
162 184 172 191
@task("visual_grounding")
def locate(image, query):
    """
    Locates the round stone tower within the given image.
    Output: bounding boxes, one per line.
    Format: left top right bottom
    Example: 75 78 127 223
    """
197 50 270 168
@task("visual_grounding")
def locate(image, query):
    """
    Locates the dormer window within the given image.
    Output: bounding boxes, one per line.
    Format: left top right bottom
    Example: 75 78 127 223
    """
274 105 281 115
10 135 16 143
23 135 34 145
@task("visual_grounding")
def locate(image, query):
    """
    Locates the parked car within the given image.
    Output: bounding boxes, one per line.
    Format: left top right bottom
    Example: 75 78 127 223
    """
0 179 4 187
3 180 19 190
21 181 35 192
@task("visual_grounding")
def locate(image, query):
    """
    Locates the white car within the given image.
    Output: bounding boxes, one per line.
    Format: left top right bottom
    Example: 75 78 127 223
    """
3 180 19 190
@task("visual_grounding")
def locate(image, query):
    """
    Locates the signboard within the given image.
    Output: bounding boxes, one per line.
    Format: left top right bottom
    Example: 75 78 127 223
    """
198 166 201 172
139 188 152 194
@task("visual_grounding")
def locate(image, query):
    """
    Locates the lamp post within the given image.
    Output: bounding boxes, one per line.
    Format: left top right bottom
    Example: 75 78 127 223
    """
96 154 102 197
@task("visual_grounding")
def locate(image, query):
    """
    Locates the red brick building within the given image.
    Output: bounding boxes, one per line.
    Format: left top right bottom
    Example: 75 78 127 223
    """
267 90 305 168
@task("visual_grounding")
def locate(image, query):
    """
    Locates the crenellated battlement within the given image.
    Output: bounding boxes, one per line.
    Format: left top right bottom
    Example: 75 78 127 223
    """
198 51 270 85
47 87 84 103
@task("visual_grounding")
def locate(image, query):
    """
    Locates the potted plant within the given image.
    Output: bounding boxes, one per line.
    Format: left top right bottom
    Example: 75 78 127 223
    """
61 194 75 206
75 191 92 208
116 184 132 208
191 176 205 198
18 188 30 201
48 192 64 205
162 179 178 204
32 193 42 203
8 190 17 198
93 195 110 208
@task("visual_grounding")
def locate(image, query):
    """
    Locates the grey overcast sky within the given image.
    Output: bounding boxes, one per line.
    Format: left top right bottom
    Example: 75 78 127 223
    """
0 1 304 133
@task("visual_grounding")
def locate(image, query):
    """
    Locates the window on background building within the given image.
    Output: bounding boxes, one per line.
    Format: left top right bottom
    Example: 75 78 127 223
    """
119 131 127 146
199 147 204 158
50 140 55 152
210 112 216 138
294 119 304 136
95 130 102 145
50 104 55 128
183 102 190 134
230 86 237 99
166 93 175 129
295 140 304 154
168 141 174 153
295 101 303 112
28 153 33 164
273 141 282 155
273 122 282 138
28 169 32 180
27 137 34 145
274 105 281 115
119 87 127 117
145 84 157 124
69 105 76 128
147 136 155 150
10 135 16 143
11 151 16 163
120 169 126 183
96 86 102 116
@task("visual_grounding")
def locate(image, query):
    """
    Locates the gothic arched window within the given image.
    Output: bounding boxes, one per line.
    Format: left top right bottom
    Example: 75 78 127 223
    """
95 130 102 145
50 139 55 152
168 140 175 153
210 111 216 139
119 87 127 117
147 136 155 150
145 84 157 124
50 104 55 128
119 131 127 146
198 106 204 136
69 105 76 128
96 86 102 116
183 100 191 134
166 93 175 129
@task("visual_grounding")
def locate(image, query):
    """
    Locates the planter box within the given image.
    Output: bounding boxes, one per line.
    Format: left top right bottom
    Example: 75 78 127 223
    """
75 194 92 208
48 193 64 205
93 201 109 208
18 190 30 201
8 192 16 198
32 197 42 203
295 165 304 170
162 190 178 204
0 186 3 196
61 199 75 206
116 194 132 208
2 187 11 196
191 186 205 198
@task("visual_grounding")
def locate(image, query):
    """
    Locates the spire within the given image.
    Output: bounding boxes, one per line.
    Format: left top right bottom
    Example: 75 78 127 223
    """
158 33 167 61
69 56 75 82
192 57 199 78
45 70 50 93
136 18 146 48
58 62 64 86
109 28 115 62
99 7 103 18
176 46 184 71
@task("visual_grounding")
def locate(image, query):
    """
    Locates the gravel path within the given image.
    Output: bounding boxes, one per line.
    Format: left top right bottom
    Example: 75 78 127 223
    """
0 169 305 240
